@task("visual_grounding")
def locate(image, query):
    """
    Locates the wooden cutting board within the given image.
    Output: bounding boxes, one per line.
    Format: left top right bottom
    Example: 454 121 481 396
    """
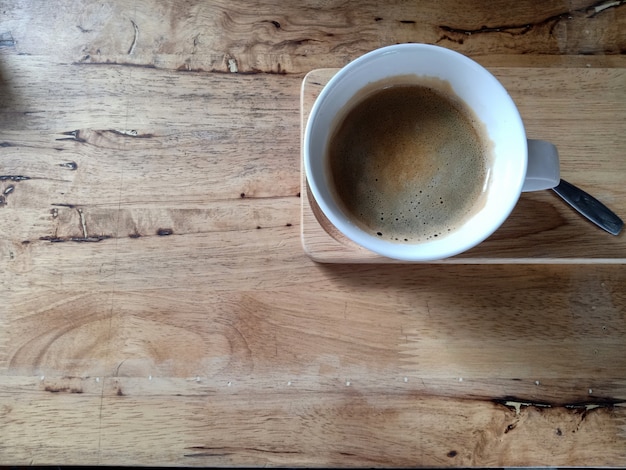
300 68 626 263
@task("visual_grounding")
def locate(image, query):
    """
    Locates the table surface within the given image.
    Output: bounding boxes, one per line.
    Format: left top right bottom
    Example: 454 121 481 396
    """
1 1 625 467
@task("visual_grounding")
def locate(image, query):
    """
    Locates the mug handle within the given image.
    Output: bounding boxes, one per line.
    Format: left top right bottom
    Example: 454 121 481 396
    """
522 139 560 192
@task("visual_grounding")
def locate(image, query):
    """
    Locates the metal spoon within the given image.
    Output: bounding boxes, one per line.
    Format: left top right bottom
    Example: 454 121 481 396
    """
551 179 623 236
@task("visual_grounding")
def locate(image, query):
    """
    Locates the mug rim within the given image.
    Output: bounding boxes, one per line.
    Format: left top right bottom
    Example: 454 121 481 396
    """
304 43 526 261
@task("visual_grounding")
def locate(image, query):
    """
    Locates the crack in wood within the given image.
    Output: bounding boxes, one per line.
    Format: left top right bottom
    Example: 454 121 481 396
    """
44 385 84 394
56 130 87 143
58 161 78 170
440 22 536 38
39 235 112 243
73 60 291 75
41 204 111 242
114 359 127 377
184 446 301 457
32 221 293 244
128 20 139 55
504 421 518 433
493 396 625 415
56 129 154 146
586 0 626 17
439 0 626 42
71 60 157 69
0 175 30 181
78 208 88 238
108 129 154 138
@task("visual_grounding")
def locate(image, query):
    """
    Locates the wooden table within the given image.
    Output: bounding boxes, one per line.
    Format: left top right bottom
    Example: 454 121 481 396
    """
1 1 625 466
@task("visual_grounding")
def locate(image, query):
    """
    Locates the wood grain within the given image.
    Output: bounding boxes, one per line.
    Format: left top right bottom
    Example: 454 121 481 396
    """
2 0 626 72
300 68 626 263
1 0 626 467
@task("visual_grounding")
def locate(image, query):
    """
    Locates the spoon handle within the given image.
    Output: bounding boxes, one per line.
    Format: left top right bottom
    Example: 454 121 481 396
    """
551 179 623 236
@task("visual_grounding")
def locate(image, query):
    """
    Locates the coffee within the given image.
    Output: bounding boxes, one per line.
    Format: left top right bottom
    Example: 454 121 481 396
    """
327 78 492 243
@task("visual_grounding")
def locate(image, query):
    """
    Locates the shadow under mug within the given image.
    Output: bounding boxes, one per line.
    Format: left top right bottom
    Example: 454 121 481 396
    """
304 44 560 262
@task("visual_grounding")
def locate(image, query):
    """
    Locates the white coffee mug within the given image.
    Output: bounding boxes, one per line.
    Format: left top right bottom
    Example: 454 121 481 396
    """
304 44 560 261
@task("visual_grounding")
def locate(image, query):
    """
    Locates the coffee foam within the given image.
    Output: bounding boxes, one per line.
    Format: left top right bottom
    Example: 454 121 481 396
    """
327 76 492 243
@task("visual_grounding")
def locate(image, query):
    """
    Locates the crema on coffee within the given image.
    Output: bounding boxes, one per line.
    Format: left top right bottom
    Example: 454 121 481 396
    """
327 77 492 243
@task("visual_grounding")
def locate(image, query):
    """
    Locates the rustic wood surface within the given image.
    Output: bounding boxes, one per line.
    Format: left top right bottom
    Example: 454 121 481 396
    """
1 0 626 467
301 68 626 263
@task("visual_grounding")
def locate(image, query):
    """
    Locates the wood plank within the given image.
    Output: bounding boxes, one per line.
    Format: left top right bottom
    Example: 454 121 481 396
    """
1 376 625 466
5 265 626 381
2 0 625 72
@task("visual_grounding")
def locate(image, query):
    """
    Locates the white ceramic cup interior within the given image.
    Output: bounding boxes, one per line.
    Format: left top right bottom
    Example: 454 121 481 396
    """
304 44 556 261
